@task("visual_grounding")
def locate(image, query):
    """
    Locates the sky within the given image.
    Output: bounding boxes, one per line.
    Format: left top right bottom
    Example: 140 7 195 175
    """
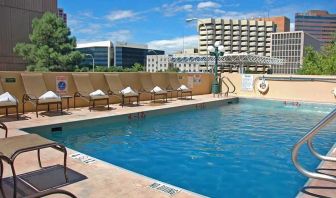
59 0 336 53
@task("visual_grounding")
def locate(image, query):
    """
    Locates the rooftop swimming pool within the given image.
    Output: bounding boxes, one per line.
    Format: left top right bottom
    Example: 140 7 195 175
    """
23 99 336 197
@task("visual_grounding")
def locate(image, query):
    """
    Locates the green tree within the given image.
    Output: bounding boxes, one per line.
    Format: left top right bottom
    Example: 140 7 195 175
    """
131 63 144 72
14 12 83 71
299 33 336 75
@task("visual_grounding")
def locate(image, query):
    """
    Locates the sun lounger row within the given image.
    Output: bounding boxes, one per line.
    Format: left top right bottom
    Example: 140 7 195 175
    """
0 73 192 119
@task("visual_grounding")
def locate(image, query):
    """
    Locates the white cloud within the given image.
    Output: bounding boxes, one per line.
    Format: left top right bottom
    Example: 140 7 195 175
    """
160 2 193 16
197 1 221 9
148 35 198 54
106 10 137 22
106 30 133 42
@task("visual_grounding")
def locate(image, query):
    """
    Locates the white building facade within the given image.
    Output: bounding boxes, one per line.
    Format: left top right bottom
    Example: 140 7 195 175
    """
146 54 202 73
197 18 277 56
270 31 321 74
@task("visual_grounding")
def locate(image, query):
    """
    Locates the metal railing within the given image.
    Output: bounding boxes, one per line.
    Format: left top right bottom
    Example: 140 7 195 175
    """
292 108 336 183
222 76 236 94
220 77 229 97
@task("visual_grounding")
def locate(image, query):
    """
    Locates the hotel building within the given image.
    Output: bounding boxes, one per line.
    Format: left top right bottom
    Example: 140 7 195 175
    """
295 10 336 44
270 31 321 74
256 16 290 32
77 41 164 68
197 18 277 56
58 8 67 25
0 0 58 70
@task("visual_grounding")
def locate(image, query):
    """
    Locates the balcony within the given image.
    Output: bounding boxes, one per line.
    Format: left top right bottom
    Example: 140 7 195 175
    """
215 35 222 40
233 26 240 30
250 32 256 36
266 38 271 42
215 25 223 30
241 36 248 40
257 47 265 51
241 46 247 51
232 36 240 40
224 46 231 51
224 36 231 40
233 31 240 36
241 41 247 46
265 53 271 57
258 42 265 46
224 31 231 35
200 30 214 35
232 41 239 45
223 41 231 45
266 27 273 31
199 26 214 31
224 26 231 30
199 35 214 40
250 27 257 31
250 37 256 41
258 37 265 41
232 46 239 51
241 32 248 36
241 26 248 31
258 32 265 36
216 30 223 34
249 42 256 46
258 27 265 31
266 43 271 47
249 47 256 51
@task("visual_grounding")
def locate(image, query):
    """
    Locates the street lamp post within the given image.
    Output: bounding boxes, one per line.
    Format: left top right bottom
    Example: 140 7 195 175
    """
186 18 210 72
85 54 95 72
208 41 225 95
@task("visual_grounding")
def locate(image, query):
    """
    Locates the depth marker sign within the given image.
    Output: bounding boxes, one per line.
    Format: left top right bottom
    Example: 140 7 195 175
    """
56 76 68 94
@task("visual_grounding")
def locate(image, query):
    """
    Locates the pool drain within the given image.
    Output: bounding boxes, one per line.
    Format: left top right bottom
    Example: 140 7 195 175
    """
70 153 96 164
149 182 181 196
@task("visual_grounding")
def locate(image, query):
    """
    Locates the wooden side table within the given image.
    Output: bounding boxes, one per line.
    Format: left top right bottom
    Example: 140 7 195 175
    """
61 95 73 110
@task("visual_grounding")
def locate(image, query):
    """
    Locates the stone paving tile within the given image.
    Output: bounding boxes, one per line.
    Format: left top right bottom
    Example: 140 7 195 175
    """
0 95 233 198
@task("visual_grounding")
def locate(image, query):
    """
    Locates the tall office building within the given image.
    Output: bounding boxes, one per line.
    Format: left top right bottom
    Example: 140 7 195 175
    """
0 0 58 70
197 18 276 56
270 31 321 74
256 16 290 32
58 8 67 25
295 10 336 44
77 41 164 68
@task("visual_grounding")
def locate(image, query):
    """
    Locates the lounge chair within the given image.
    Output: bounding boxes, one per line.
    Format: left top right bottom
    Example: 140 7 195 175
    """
168 73 192 99
72 74 110 110
0 81 19 119
21 73 62 117
139 73 167 103
0 124 68 198
104 73 140 107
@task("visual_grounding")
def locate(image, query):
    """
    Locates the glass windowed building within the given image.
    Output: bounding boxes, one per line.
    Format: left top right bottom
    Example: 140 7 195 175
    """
270 31 321 74
295 10 336 45
77 41 164 68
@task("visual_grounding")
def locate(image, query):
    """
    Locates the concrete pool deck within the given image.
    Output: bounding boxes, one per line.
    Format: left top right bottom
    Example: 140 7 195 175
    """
1 94 335 197
0 94 236 198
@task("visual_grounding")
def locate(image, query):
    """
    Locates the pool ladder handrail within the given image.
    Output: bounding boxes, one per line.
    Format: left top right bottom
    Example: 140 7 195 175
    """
292 108 336 183
220 76 236 97
219 77 229 97
222 76 236 94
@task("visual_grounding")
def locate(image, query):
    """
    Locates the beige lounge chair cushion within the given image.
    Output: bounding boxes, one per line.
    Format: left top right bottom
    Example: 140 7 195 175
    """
38 91 61 104
120 87 138 97
151 86 167 94
0 92 17 107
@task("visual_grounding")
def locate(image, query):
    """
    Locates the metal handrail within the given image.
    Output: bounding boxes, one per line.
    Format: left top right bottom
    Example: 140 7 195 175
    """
222 76 236 93
220 77 229 96
292 108 336 183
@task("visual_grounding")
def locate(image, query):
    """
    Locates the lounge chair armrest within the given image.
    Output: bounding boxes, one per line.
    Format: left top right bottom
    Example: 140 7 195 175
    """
22 93 38 101
0 122 8 138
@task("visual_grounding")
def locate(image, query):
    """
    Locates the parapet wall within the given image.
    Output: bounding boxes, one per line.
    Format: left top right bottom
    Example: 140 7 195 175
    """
0 72 213 113
224 73 336 103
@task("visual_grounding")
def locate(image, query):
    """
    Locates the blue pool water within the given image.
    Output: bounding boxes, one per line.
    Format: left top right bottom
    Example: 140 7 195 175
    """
24 99 336 197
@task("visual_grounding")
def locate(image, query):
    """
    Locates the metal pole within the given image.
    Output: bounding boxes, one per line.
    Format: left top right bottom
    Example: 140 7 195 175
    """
85 54 94 72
